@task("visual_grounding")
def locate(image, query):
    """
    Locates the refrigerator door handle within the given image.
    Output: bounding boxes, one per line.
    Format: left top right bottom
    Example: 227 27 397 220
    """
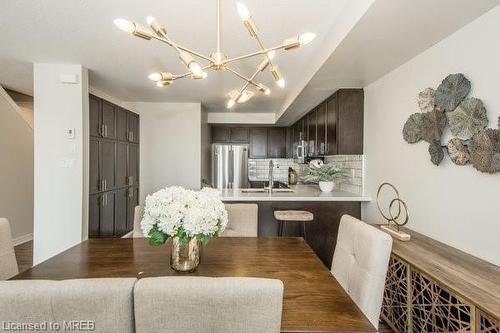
228 148 234 189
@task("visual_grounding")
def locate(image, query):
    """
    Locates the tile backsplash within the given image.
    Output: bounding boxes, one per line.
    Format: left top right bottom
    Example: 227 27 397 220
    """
248 155 364 194
324 155 364 194
248 158 297 183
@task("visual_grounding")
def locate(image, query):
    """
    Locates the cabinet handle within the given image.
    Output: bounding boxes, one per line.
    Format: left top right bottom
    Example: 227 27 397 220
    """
105 125 108 137
101 194 105 206
104 179 107 191
128 176 133 185
104 193 108 206
128 189 134 198
129 131 134 142
100 179 104 191
100 124 105 137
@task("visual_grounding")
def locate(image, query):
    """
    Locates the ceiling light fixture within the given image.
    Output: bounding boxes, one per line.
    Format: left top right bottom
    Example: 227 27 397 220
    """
114 0 315 110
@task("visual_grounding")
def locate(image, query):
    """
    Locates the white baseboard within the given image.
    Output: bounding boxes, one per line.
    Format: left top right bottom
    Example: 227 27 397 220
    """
13 233 33 246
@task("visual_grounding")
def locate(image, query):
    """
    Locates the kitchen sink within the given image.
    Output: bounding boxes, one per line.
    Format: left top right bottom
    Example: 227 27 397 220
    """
241 188 294 193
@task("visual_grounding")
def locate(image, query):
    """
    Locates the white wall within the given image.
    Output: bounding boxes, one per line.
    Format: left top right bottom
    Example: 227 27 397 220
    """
33 64 89 264
363 6 500 265
0 86 34 243
200 107 211 186
133 102 202 203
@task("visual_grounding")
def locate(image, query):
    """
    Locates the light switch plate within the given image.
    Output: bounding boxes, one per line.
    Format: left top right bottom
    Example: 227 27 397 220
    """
66 128 75 139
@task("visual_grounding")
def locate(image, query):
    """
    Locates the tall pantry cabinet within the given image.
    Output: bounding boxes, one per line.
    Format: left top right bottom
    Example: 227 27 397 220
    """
88 94 140 238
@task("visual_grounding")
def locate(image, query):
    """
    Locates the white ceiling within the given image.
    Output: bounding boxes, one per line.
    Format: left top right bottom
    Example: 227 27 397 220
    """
0 0 350 114
277 0 500 125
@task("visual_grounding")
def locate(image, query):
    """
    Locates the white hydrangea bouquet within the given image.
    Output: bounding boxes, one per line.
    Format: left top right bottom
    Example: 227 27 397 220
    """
141 186 228 247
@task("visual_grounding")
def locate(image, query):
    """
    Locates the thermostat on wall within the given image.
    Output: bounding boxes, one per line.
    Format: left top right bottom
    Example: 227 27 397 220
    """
60 74 79 84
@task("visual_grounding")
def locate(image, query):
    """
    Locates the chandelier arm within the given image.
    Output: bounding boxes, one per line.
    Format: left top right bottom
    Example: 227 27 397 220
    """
236 67 261 95
173 64 214 80
226 67 263 89
224 43 288 64
151 35 214 62
252 33 278 69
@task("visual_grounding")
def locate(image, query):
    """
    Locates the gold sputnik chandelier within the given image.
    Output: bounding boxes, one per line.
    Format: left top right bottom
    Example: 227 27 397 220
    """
114 0 315 109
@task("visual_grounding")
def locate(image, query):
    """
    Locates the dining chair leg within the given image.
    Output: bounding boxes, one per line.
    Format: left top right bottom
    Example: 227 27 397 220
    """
302 222 306 240
282 221 287 236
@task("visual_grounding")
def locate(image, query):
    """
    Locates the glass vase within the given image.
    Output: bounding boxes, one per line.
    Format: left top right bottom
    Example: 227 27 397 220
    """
170 236 201 272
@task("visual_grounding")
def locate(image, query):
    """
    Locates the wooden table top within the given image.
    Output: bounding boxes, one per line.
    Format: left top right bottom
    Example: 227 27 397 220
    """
14 237 375 333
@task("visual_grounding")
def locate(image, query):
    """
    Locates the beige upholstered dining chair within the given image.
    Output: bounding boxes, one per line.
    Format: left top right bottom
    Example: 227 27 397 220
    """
0 218 19 280
122 205 144 238
221 203 258 237
330 215 393 329
0 278 137 332
134 276 283 333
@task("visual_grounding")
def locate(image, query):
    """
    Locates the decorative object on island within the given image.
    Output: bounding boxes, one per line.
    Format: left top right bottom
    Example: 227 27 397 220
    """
377 183 410 241
113 0 316 110
302 160 346 192
141 187 228 272
402 73 500 173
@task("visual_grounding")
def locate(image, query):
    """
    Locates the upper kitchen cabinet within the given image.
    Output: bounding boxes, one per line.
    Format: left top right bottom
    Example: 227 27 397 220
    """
292 88 364 156
335 89 364 155
307 108 317 156
127 112 140 143
101 100 117 139
116 107 128 142
249 127 268 158
326 95 338 155
267 127 286 158
316 103 327 155
89 95 102 138
212 126 249 143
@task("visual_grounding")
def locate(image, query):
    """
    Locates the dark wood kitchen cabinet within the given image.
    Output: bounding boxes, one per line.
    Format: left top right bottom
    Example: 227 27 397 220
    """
88 94 140 238
101 101 116 140
249 127 268 158
316 103 327 155
267 127 287 158
212 127 249 143
326 95 338 155
290 88 364 156
307 109 317 156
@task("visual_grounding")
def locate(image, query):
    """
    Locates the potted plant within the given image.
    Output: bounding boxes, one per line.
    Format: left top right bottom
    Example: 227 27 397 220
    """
302 161 346 192
141 186 228 272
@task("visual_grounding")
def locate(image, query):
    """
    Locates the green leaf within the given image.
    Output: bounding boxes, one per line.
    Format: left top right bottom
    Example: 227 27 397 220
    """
148 225 168 246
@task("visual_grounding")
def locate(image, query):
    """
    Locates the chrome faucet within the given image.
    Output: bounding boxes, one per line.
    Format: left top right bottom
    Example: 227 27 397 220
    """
266 160 275 193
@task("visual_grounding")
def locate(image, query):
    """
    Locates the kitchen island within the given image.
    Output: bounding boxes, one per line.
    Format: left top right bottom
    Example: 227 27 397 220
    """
219 185 371 267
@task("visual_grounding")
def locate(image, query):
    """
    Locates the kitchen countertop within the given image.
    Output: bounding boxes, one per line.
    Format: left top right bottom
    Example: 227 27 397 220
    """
219 185 372 202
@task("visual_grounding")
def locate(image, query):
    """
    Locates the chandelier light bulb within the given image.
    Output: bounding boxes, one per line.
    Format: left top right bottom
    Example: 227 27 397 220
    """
148 72 163 81
264 87 271 95
237 90 254 103
146 16 156 26
227 99 236 109
276 78 285 88
114 19 135 34
236 3 251 21
189 62 203 76
299 32 316 46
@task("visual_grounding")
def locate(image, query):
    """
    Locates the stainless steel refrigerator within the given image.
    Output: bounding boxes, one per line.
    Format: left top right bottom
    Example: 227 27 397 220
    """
212 143 249 189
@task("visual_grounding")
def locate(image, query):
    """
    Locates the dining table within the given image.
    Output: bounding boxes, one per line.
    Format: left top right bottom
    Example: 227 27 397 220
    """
13 237 375 333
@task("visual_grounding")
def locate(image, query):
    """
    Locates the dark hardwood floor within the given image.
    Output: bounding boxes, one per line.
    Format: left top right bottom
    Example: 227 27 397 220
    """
14 240 33 273
13 240 394 332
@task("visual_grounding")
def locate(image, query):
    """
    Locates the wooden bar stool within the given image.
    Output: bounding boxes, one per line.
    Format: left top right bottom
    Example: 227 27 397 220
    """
273 210 314 238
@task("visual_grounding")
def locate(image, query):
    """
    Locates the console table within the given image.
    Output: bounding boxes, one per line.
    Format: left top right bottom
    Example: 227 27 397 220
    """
381 228 500 333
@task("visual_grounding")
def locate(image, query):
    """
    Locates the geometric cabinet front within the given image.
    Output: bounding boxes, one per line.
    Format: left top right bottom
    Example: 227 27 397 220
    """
382 254 499 333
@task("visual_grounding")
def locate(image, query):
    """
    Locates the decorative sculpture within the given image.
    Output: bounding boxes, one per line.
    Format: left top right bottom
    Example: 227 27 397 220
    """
403 113 424 143
469 129 500 173
418 88 437 113
403 72 499 174
420 108 447 143
428 140 444 165
447 138 470 166
377 183 410 241
435 73 471 111
447 98 488 140
403 108 446 144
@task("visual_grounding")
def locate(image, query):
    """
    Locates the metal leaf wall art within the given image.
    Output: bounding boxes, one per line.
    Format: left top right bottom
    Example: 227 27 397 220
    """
418 88 437 113
402 73 499 174
435 73 471 111
447 138 470 166
469 129 500 173
447 98 488 140
429 140 444 165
